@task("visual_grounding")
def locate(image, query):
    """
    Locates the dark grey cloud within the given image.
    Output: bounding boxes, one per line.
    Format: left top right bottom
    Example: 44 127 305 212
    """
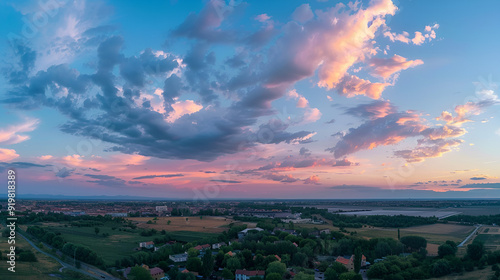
460 183 500 189
210 179 242 184
56 167 74 178
0 162 50 172
132 174 184 180
84 173 126 187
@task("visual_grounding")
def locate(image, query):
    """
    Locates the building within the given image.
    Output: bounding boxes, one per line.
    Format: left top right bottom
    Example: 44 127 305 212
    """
150 267 165 280
212 242 227 250
169 253 188 262
106 212 128 217
235 269 265 280
139 241 154 249
238 227 264 240
193 244 211 251
335 255 366 271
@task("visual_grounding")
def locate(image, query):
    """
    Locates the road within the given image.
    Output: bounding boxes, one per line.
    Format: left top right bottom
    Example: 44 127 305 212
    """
18 232 119 280
458 224 482 247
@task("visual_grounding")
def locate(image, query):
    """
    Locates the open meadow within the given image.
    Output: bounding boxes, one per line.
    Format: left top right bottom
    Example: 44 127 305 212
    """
126 216 253 233
474 226 500 251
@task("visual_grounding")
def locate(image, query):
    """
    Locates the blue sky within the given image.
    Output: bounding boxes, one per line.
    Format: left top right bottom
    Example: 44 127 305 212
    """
0 0 499 199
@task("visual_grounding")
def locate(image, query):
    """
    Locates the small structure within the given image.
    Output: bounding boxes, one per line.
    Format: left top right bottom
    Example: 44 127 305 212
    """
212 242 227 250
150 267 165 280
193 244 211 251
235 269 265 280
238 227 264 240
169 253 188 263
139 241 154 249
335 255 366 271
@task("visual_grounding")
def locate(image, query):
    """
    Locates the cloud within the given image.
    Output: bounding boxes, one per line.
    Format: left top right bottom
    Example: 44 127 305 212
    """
292 4 314 23
394 139 463 162
84 173 126 187
0 148 20 162
210 179 242 183
412 31 425 45
38 155 53 160
299 147 311 156
344 100 397 120
325 119 336 124
0 118 39 145
304 175 320 184
0 161 49 172
255 14 271 23
56 167 74 178
263 173 300 183
132 174 184 180
369 55 423 79
383 31 410 44
166 100 203 123
329 111 425 158
335 75 390 99
460 183 500 189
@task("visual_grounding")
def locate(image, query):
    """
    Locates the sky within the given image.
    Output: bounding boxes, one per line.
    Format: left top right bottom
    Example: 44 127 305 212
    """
0 0 499 199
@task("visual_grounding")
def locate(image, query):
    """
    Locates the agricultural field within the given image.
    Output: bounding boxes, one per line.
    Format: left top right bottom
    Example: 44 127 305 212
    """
127 216 254 233
0 225 61 280
474 226 500 251
338 209 460 219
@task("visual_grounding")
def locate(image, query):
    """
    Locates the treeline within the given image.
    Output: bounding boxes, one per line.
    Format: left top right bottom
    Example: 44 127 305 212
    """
322 212 438 228
445 214 500 225
26 225 104 267
18 212 126 225
367 239 500 280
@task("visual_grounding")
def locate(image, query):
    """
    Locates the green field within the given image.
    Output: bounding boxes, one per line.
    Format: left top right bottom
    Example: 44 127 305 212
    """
28 222 218 265
427 265 495 280
475 234 500 251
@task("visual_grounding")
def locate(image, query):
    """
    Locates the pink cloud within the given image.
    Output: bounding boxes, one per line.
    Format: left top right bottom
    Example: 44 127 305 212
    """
0 118 39 145
335 75 391 99
296 96 309 108
412 31 425 45
369 55 423 79
395 139 463 163
0 148 19 162
255 13 271 23
304 175 320 184
38 155 54 160
166 100 203 123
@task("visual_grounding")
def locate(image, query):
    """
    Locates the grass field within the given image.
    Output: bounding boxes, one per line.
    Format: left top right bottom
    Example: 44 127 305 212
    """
0 225 62 280
127 216 247 233
25 219 220 266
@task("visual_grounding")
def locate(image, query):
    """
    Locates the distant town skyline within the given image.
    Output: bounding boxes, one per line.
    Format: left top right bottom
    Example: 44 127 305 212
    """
0 0 499 199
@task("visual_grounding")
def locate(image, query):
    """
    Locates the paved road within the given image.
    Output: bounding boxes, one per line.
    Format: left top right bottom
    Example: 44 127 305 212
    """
458 224 482 247
18 232 119 280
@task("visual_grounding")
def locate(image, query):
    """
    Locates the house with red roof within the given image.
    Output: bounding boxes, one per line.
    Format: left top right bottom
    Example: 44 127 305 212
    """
335 255 366 271
235 269 265 280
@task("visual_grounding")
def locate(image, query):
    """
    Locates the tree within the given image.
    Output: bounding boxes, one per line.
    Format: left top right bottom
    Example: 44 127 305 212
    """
339 272 358 280
438 244 455 258
400 236 427 252
94 227 100 235
128 266 153 280
331 262 348 274
467 240 485 261
325 267 339 280
367 263 388 279
353 247 362 273
226 257 241 271
266 261 286 277
201 250 215 277
167 220 171 225
186 257 202 272
266 273 282 280
431 259 451 277
397 228 400 240
221 268 233 280
294 272 314 280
